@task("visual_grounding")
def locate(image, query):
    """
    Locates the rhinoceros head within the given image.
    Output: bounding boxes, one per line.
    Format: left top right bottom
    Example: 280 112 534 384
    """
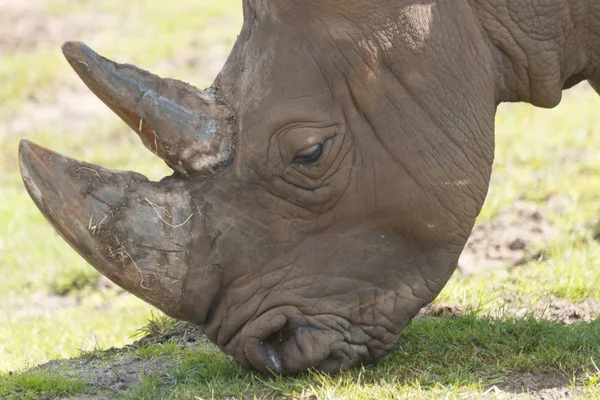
19 1 497 373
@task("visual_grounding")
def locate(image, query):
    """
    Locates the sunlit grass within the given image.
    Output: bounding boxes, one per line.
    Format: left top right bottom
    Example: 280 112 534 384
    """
481 89 600 221
0 52 61 116
436 87 600 309
116 314 600 399
0 290 152 372
0 369 87 400
44 0 241 86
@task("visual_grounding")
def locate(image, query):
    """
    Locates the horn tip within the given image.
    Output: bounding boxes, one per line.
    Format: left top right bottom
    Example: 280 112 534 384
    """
61 41 85 55
19 139 54 163
19 139 47 168
62 41 98 69
18 140 48 205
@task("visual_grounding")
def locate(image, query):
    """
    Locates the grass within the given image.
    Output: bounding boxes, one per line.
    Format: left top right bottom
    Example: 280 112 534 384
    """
40 313 600 399
1 0 600 398
0 52 62 116
0 369 87 400
0 291 151 372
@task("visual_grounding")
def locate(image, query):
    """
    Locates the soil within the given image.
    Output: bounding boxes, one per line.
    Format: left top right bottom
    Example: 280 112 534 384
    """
458 201 558 275
484 373 584 399
39 355 173 399
504 295 600 324
6 291 81 321
36 323 209 400
0 1 113 55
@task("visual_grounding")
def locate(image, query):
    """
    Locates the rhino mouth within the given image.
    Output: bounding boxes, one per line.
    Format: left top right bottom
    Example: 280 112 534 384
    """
232 306 394 374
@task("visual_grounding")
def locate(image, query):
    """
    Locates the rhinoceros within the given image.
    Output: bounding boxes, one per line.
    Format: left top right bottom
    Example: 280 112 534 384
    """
18 0 597 374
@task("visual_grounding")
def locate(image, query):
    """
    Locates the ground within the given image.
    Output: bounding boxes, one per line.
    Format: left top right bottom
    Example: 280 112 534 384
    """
1 1 599 399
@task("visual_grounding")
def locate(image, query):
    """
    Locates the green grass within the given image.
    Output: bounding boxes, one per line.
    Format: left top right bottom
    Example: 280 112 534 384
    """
482 91 600 220
0 369 87 400
0 291 152 372
437 89 600 312
95 314 600 398
0 52 62 116
2 0 600 398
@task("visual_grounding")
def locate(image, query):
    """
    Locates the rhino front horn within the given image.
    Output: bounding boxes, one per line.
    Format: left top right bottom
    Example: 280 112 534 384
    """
61 41 236 176
18 140 219 322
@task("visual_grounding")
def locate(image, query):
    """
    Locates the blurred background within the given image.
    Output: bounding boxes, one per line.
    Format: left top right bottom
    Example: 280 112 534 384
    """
2 0 600 375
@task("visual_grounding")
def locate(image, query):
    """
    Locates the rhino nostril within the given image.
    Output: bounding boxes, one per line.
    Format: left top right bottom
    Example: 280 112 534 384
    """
261 337 283 373
259 324 300 373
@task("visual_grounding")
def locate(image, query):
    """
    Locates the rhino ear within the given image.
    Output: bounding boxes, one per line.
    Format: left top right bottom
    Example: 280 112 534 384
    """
62 42 236 176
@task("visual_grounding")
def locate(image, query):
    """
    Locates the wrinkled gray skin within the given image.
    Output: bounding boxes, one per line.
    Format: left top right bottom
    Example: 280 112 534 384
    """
19 0 600 374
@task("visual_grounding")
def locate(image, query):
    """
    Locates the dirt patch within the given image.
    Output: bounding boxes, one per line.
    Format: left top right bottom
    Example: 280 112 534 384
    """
418 297 600 324
1 89 112 139
0 10 108 54
35 323 211 399
505 296 600 324
458 201 558 275
39 355 173 399
481 372 586 399
3 291 81 321
494 372 572 393
417 303 467 318
0 0 113 55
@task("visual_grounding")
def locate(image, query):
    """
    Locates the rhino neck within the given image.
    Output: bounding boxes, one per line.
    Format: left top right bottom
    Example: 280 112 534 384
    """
470 0 594 107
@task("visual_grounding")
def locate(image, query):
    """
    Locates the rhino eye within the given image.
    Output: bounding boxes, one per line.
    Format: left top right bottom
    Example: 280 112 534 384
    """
293 143 323 165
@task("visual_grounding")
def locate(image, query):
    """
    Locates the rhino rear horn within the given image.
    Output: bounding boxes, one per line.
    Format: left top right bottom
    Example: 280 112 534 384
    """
62 42 235 176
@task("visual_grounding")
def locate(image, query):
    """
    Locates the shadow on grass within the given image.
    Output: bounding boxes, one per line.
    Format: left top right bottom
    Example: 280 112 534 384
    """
36 312 596 399
2 313 598 399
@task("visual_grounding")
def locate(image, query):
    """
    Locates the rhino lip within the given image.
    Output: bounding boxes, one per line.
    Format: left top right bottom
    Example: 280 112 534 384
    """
239 307 352 374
